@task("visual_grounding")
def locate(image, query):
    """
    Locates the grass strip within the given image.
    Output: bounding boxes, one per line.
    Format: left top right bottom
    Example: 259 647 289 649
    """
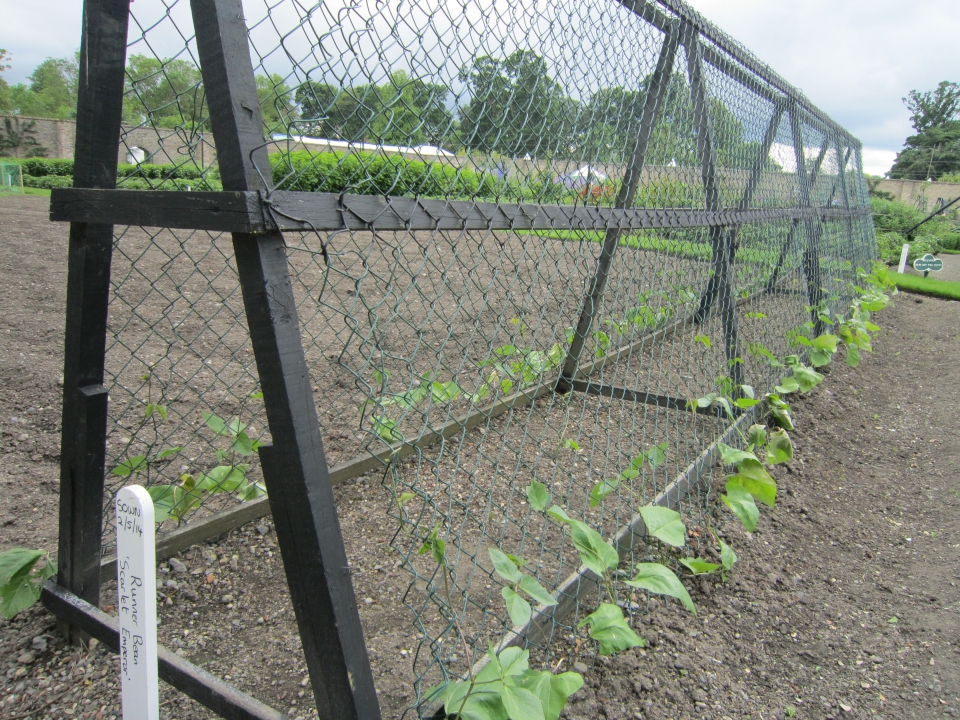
521 228 713 260
520 228 785 266
882 269 960 300
0 187 52 197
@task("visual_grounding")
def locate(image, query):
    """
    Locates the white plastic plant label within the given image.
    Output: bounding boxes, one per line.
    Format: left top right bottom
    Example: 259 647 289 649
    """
116 485 159 720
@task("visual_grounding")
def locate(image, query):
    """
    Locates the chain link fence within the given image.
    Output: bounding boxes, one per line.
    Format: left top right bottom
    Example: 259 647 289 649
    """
97 0 876 715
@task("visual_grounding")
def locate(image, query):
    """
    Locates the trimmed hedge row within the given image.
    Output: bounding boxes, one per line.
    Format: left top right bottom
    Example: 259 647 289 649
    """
7 157 207 180
271 150 502 199
23 175 74 190
8 152 731 211
22 174 221 191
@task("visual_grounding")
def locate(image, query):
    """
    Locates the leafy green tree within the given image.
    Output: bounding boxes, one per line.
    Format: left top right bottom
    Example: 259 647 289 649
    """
0 49 11 114
904 81 960 133
371 70 453 146
579 86 646 163
890 81 960 181
457 50 576 157
256 73 297 134
295 71 451 146
123 54 207 130
888 122 960 181
8 56 78 119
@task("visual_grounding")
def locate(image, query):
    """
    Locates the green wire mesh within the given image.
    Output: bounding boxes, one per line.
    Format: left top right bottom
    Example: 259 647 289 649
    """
96 0 877 716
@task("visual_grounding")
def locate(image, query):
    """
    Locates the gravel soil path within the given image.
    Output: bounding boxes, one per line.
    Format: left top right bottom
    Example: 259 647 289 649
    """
0 195 957 720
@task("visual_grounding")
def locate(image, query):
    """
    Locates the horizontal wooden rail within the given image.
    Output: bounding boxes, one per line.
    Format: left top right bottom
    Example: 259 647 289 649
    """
42 581 288 720
51 188 871 235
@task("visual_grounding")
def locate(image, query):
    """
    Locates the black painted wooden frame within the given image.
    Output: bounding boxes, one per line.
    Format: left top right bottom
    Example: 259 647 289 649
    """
47 0 866 717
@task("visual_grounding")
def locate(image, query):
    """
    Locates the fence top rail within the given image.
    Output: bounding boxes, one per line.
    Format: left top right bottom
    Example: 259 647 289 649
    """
49 187 871 233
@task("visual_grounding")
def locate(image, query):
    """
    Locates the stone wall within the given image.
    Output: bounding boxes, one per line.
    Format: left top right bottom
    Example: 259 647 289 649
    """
0 115 217 167
875 178 960 215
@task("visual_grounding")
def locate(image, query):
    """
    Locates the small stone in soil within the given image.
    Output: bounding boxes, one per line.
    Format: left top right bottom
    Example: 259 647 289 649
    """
168 558 188 573
31 636 47 652
17 652 35 664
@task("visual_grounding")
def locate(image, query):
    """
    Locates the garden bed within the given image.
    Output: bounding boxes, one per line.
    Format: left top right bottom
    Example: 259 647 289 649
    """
3 195 955 720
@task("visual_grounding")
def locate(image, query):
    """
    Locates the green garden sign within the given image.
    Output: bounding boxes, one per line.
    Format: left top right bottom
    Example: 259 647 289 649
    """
913 253 943 277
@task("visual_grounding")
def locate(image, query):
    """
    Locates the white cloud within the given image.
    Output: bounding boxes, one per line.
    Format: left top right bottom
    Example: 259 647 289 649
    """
2 0 955 161
0 1 83 83
683 0 960 154
861 148 898 177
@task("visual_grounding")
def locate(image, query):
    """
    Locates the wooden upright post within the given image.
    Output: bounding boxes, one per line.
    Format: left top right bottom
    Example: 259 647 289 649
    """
57 0 130 641
190 1 382 717
789 103 827 334
684 22 743 389
559 21 680 389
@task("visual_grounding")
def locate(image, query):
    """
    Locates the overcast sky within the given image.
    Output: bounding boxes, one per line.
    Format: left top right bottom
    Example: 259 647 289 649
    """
2 0 957 175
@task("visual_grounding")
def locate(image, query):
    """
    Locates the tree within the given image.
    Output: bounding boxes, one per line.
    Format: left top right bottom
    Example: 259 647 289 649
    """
579 86 647 163
457 51 575 158
370 70 452 146
123 54 207 130
0 49 11 114
8 56 79 119
0 117 48 157
257 74 297 134
890 81 960 181
294 71 452 146
903 81 960 134
888 122 960 181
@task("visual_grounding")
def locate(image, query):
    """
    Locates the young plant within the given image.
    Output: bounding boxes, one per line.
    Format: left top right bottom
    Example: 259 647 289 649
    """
117 391 268 524
489 549 558 627
111 372 182 485
422 528 583 720
0 548 55 619
589 442 667 507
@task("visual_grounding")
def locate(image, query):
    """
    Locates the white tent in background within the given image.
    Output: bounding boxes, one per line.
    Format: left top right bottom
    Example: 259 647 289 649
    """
567 164 607 186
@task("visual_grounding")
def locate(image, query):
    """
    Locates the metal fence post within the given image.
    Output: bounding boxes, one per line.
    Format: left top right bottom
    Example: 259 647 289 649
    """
56 0 130 642
684 23 743 389
189 1 382 718
558 21 680 389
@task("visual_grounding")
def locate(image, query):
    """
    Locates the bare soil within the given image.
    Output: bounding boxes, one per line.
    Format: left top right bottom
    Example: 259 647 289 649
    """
0 195 957 720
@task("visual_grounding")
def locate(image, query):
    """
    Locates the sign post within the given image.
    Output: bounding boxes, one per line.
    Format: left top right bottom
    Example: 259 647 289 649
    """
912 253 944 278
898 243 910 274
115 486 160 720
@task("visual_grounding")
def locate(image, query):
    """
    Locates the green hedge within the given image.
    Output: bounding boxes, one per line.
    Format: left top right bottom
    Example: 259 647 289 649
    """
7 157 208 182
939 231 960 251
875 230 941 264
270 150 502 199
16 158 76 177
115 177 223 191
23 174 73 189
